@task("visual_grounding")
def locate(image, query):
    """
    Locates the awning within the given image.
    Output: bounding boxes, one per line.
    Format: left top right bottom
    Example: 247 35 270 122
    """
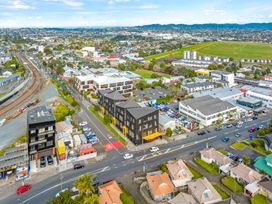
143 132 161 141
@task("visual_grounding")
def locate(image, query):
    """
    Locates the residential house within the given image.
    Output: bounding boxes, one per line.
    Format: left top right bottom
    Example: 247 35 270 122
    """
98 180 122 204
166 159 193 188
258 178 272 201
188 177 222 204
146 172 176 201
168 192 197 204
254 154 272 177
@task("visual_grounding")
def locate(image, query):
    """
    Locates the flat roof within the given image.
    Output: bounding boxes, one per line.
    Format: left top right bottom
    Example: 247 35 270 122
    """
181 95 235 116
193 87 242 100
182 82 214 88
242 85 272 96
237 97 262 104
127 107 157 119
27 106 55 125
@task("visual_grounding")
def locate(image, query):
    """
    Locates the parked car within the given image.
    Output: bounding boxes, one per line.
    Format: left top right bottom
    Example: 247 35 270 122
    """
249 127 255 133
227 152 234 158
123 153 133 160
226 124 233 128
150 146 159 152
222 137 230 142
237 158 243 164
79 121 88 127
74 163 85 170
235 133 241 138
252 117 258 120
47 155 53 165
16 184 31 195
247 118 253 122
236 124 242 128
197 130 210 135
56 188 69 197
214 127 222 131
91 177 100 186
40 157 46 168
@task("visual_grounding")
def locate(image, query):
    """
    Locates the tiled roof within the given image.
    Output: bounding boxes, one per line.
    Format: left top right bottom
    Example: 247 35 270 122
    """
98 180 122 204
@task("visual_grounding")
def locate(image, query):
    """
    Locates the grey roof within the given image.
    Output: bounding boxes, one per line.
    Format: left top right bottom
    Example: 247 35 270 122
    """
159 114 174 126
116 99 140 109
134 87 170 101
182 82 214 89
127 107 157 119
0 145 28 169
193 87 242 100
100 90 126 101
259 180 272 192
237 97 261 104
181 95 235 116
27 106 55 125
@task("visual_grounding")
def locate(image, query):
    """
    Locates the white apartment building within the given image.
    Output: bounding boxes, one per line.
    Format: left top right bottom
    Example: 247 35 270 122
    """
75 74 134 97
179 95 237 127
209 71 235 86
184 50 197 60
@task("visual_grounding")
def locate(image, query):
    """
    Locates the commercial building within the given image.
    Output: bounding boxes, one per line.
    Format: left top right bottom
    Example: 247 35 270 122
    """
181 82 214 94
75 74 134 97
209 71 235 86
27 106 56 161
179 95 237 127
237 97 262 109
0 145 29 181
97 90 160 145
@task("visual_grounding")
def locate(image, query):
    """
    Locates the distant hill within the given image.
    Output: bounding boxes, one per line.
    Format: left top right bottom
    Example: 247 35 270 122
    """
135 23 272 30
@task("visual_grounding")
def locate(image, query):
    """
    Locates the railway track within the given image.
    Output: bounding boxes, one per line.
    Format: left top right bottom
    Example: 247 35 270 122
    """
0 53 43 117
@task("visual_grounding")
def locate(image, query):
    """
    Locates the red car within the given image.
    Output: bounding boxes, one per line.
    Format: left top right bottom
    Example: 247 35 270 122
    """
16 184 31 195
249 127 255 133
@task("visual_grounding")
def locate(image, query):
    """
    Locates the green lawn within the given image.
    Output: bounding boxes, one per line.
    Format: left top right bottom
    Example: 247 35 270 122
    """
251 194 269 204
218 149 228 155
231 142 247 149
144 41 272 60
221 176 244 194
132 69 171 78
89 106 128 146
194 157 219 175
185 162 203 179
212 183 230 200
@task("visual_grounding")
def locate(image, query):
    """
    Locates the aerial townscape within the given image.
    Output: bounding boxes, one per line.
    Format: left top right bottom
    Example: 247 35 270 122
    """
0 1 272 204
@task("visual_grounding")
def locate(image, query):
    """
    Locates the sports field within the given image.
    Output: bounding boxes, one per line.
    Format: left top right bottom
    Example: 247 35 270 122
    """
144 41 272 61
132 69 171 78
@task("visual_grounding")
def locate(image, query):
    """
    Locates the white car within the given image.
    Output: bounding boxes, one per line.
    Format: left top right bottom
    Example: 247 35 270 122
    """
123 153 133 160
247 118 253 122
79 121 88 127
150 146 159 152
56 188 69 197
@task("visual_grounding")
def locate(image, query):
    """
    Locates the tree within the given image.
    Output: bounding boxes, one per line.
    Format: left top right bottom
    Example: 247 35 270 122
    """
83 194 99 204
73 173 96 196
118 63 126 71
104 114 111 124
46 190 74 204
160 62 166 69
243 155 251 165
166 128 173 137
93 104 100 112
207 63 217 70
135 80 148 90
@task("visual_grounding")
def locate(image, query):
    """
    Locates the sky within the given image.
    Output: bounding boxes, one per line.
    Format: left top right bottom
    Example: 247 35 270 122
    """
0 0 271 27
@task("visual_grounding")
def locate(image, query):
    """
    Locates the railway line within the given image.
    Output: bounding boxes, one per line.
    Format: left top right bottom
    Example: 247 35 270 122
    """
0 53 43 118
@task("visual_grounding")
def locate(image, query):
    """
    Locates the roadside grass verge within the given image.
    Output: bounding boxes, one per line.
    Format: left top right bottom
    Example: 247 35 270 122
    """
212 183 230 200
218 149 228 155
221 176 243 194
231 142 247 149
88 106 127 146
194 157 219 175
251 193 269 204
185 162 203 179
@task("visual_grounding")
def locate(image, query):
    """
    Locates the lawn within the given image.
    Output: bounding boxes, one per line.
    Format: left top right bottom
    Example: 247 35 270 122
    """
89 106 128 146
212 183 230 200
231 142 247 149
251 194 269 204
218 149 228 155
185 162 203 179
194 157 219 175
144 41 272 60
132 69 171 78
221 176 244 194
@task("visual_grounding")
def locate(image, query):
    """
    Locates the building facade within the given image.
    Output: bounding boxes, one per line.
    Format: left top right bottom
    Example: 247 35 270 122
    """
27 106 56 161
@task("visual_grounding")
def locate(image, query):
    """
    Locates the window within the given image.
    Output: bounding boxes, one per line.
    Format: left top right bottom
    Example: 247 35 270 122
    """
39 128 45 133
48 134 53 137
48 126 53 131
46 140 53 147
30 145 35 151
38 143 45 150
38 135 45 141
30 137 36 143
30 129 36 134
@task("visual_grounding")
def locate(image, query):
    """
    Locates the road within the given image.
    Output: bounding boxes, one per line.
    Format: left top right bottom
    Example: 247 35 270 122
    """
2 112 271 204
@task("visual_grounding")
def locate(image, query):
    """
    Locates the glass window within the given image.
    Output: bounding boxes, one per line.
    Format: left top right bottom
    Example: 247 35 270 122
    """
48 126 53 131
30 129 36 134
46 140 53 147
39 128 45 133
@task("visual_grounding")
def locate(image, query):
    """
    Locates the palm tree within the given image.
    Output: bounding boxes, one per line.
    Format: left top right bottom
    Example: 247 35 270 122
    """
73 173 95 196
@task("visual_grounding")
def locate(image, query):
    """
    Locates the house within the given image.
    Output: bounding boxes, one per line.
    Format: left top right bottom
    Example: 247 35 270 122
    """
179 95 237 127
254 154 272 177
258 178 272 201
27 106 56 161
199 147 232 168
188 177 222 204
98 180 122 204
166 159 193 188
168 192 197 204
230 163 262 185
146 172 176 201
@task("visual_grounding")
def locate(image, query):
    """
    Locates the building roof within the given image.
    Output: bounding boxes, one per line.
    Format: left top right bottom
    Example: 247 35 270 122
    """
116 99 140 109
127 107 157 119
146 172 176 197
259 179 272 193
254 156 272 177
98 180 122 204
230 163 262 184
27 106 55 125
200 148 232 166
159 114 175 126
100 90 126 101
182 82 214 89
169 192 197 204
242 85 272 96
188 177 222 204
193 87 242 100
166 159 193 182
265 154 272 164
0 145 28 169
181 95 235 116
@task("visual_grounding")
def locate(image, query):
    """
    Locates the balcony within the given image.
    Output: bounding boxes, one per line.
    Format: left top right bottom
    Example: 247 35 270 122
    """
29 139 47 146
38 130 54 136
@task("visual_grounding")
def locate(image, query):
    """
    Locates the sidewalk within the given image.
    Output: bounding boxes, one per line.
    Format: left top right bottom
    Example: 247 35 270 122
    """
187 159 250 204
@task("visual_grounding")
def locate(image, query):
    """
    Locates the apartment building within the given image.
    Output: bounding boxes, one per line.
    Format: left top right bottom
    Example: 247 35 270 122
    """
209 71 235 86
27 106 56 161
181 82 214 94
75 74 134 97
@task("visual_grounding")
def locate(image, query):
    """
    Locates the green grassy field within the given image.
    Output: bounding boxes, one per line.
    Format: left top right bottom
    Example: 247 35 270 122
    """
132 69 171 78
144 41 272 61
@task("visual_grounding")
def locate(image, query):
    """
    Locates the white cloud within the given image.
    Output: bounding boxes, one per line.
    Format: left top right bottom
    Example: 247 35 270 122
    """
269 14 272 18
138 4 159 9
63 0 83 7
8 0 30 9
108 0 130 5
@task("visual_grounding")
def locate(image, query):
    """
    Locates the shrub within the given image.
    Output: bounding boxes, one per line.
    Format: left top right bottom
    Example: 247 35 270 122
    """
120 192 135 204
159 163 168 172
53 103 73 122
